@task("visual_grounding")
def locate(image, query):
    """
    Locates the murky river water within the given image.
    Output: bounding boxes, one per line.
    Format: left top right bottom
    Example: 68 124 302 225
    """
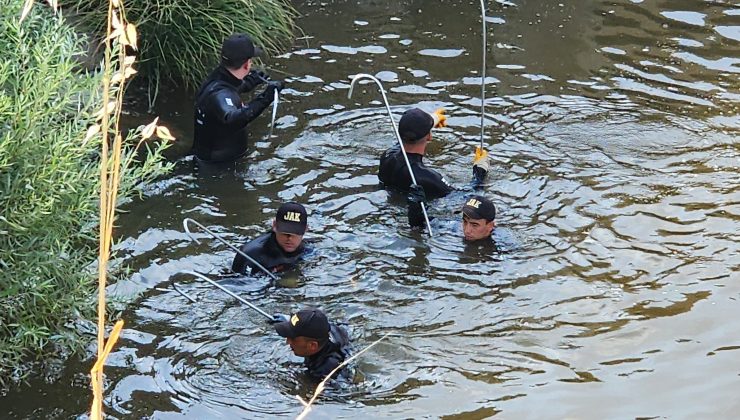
4 0 739 418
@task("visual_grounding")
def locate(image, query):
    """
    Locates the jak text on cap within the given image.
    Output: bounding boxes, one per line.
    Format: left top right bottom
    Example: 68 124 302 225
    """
275 202 308 235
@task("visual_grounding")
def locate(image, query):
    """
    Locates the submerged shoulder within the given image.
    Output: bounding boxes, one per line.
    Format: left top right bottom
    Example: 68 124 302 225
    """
240 232 272 254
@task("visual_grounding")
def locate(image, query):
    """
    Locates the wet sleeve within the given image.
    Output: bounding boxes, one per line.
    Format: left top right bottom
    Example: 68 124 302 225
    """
309 354 343 381
420 170 454 199
210 89 273 130
408 200 425 228
231 242 255 274
471 166 487 190
238 72 262 93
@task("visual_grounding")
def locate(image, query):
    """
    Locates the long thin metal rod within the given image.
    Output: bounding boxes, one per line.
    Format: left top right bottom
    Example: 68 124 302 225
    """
480 0 487 150
182 218 278 280
155 277 198 303
268 89 279 140
348 73 434 237
182 270 274 321
258 74 280 140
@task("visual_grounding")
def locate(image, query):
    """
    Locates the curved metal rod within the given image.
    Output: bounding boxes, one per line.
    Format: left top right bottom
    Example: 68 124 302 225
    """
182 218 278 281
347 73 434 237
165 277 198 303
181 270 274 321
153 276 197 303
480 0 487 150
268 89 279 140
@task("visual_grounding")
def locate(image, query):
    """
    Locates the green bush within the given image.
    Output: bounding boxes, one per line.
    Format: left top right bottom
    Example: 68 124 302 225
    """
69 0 297 97
0 0 171 387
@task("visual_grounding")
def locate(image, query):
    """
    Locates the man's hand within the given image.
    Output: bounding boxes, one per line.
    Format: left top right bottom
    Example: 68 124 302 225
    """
269 80 285 91
431 108 447 128
240 70 268 92
246 70 268 84
473 146 490 180
408 183 427 204
270 313 289 324
264 80 285 95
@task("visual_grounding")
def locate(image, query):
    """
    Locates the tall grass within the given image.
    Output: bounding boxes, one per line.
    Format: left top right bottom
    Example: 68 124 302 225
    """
68 0 297 100
0 0 172 389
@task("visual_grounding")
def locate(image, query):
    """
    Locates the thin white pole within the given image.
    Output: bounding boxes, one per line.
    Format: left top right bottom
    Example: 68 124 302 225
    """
348 74 434 237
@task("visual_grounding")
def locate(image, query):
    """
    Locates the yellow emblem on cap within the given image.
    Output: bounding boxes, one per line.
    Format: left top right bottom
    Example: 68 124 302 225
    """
290 314 299 326
284 211 302 222
466 198 481 208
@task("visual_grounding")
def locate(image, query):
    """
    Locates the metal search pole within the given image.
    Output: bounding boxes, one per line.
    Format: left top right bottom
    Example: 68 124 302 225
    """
268 88 279 140
479 0 488 150
154 277 198 303
257 74 280 140
181 270 275 322
348 73 434 237
182 218 278 281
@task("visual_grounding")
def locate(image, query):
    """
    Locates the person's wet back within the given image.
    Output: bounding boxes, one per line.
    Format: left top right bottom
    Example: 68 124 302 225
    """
232 202 309 275
193 33 285 163
274 308 352 381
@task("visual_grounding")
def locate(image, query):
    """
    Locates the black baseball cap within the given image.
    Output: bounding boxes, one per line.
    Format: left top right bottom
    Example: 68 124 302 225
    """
221 33 263 67
461 195 496 221
274 308 330 341
398 108 434 143
275 202 308 235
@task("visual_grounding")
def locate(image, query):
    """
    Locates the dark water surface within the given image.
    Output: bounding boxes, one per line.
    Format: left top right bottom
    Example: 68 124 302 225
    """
4 0 739 418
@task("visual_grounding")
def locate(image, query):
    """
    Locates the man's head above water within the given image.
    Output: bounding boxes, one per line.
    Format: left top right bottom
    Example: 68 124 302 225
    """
399 108 434 148
274 308 330 357
461 195 496 241
397 107 446 154
272 202 308 253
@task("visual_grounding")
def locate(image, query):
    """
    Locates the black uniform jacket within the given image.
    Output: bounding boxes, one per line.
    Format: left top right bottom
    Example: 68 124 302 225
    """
192 66 273 162
378 145 454 200
407 169 487 228
231 232 306 275
305 324 353 381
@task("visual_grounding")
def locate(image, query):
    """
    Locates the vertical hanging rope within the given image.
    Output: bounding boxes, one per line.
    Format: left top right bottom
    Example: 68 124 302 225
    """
479 0 487 149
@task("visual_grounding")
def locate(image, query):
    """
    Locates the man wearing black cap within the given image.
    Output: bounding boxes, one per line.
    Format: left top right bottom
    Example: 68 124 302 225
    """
379 107 490 198
460 195 496 241
408 193 497 241
193 33 285 163
378 107 455 199
232 202 309 275
274 308 352 381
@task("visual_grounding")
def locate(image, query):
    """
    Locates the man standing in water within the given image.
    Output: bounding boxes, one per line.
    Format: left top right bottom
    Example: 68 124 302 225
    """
232 202 309 275
378 108 455 199
379 107 490 197
193 33 284 163
379 107 492 232
274 307 352 381
409 193 497 241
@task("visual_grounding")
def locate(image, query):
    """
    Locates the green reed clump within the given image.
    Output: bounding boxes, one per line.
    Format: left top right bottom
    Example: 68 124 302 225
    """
69 0 296 99
0 0 171 388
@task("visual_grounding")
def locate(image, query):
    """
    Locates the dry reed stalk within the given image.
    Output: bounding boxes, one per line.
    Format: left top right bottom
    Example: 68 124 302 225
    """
14 0 171 404
295 333 390 420
86 1 171 417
